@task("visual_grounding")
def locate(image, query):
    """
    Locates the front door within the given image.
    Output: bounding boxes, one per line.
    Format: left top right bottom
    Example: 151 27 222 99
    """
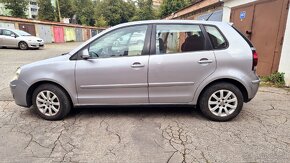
148 24 216 103
75 25 150 105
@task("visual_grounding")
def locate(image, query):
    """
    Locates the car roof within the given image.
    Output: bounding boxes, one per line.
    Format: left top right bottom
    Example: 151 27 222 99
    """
112 20 229 28
0 28 18 32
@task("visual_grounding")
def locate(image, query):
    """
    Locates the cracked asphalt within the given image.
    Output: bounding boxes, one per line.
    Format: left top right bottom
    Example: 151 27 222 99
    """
1 43 290 163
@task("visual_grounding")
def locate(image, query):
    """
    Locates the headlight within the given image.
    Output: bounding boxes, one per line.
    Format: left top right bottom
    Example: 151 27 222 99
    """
12 67 21 81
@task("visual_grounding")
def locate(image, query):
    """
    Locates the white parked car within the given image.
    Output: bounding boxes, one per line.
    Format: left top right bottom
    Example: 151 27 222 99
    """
0 28 44 50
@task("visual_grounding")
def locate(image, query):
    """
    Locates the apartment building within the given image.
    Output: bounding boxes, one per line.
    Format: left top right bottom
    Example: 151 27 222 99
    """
0 0 38 19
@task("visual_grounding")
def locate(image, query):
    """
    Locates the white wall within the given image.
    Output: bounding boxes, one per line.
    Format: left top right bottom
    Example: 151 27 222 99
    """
222 0 257 22
278 8 290 86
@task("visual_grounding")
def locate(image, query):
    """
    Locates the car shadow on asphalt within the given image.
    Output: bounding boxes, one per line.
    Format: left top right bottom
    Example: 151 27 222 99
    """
66 105 203 119
0 47 44 51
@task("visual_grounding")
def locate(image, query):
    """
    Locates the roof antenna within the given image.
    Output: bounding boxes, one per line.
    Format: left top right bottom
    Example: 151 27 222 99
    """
205 12 214 21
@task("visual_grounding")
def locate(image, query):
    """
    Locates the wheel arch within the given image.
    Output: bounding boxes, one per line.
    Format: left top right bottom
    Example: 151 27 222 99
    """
195 78 249 105
26 80 73 107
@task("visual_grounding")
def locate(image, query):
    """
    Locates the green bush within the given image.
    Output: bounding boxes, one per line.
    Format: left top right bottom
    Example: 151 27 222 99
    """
261 72 285 87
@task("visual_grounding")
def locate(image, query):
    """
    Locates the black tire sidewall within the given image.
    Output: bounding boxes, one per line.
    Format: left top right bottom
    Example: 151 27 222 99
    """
199 83 244 121
32 84 71 120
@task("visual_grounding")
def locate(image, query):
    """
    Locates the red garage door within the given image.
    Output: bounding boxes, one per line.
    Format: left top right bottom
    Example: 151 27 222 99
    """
53 26 65 43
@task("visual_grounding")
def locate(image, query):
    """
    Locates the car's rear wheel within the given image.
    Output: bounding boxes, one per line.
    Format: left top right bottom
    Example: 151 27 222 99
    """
19 41 28 50
199 82 244 121
32 84 71 120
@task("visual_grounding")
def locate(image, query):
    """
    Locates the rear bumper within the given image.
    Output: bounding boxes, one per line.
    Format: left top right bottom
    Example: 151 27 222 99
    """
10 79 30 107
246 79 260 102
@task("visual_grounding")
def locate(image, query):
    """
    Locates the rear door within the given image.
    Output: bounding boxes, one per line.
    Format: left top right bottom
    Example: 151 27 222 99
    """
1 29 18 47
148 24 216 103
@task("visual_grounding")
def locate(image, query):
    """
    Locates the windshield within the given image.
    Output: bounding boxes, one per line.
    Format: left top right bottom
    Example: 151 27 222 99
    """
13 30 31 36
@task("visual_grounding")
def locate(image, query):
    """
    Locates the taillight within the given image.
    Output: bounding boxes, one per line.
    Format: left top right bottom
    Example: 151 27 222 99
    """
252 48 258 70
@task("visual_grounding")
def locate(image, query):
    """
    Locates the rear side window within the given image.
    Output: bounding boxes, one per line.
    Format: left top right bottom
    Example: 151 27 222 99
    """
156 24 206 54
232 26 254 47
2 30 13 36
205 26 227 49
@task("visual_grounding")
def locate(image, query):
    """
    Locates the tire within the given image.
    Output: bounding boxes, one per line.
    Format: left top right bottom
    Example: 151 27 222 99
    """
198 82 244 122
19 41 28 50
32 84 71 120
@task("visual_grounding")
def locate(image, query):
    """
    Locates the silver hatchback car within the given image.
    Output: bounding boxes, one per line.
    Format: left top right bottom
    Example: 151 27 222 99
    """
0 28 44 50
10 20 260 121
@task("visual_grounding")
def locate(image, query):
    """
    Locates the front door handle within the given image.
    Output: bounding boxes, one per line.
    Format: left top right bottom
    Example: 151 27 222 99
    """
198 59 213 64
131 62 145 68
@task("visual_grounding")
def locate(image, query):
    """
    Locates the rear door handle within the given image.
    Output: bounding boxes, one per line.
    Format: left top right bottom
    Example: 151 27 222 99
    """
131 62 145 68
198 59 213 64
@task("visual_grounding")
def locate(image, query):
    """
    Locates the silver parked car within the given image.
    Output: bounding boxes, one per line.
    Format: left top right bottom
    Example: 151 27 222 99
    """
0 28 44 50
10 20 260 121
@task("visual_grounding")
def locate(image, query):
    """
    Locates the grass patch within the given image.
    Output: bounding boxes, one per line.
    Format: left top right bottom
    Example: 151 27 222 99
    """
260 72 286 88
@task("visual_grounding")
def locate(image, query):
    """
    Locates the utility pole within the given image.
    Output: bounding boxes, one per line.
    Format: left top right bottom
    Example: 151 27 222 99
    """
56 0 61 22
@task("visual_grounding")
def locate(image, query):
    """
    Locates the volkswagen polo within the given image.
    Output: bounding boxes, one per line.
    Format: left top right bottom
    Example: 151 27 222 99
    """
10 20 260 121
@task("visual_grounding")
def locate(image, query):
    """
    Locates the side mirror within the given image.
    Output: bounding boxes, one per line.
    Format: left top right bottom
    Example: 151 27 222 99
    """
11 34 16 38
81 49 91 60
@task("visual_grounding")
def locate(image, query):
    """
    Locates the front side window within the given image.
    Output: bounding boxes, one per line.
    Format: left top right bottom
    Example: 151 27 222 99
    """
88 25 148 58
205 26 227 49
156 24 206 54
2 30 14 36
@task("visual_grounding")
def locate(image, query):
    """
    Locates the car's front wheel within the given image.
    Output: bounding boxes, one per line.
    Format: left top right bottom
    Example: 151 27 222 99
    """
32 84 71 120
199 82 244 121
19 41 28 50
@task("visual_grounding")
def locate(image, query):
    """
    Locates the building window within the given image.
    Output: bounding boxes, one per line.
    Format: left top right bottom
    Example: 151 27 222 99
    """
31 8 37 12
30 2 37 5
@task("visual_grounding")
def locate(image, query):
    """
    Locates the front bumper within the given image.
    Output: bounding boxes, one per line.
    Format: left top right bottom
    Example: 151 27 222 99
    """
27 41 44 48
10 80 30 107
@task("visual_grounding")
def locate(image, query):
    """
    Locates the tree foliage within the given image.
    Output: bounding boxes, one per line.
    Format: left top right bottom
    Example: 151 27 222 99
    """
0 0 28 18
95 15 108 27
131 0 157 21
94 0 136 26
159 0 190 18
38 0 55 21
74 0 95 26
59 0 76 19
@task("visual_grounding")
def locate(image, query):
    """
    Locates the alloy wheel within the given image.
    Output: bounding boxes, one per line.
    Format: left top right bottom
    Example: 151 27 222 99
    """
19 42 28 50
208 89 238 117
36 90 60 117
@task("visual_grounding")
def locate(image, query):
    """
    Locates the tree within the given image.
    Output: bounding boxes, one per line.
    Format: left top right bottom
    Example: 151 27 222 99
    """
59 0 76 19
131 0 157 21
38 0 55 21
74 0 95 26
95 15 108 27
159 0 189 18
0 0 28 18
94 0 136 26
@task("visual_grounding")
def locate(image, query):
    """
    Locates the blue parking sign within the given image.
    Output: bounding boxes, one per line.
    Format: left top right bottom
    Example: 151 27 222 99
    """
240 11 246 19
